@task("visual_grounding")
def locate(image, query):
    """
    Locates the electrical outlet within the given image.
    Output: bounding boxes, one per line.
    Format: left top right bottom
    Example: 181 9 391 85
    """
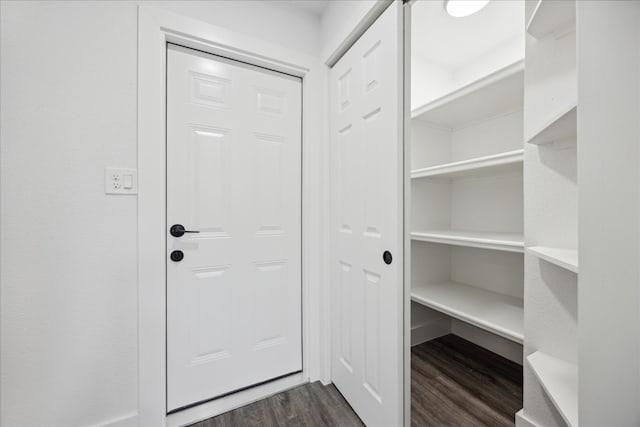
105 167 137 195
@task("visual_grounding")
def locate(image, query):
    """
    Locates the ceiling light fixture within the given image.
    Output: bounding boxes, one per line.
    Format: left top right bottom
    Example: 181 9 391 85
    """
445 0 490 17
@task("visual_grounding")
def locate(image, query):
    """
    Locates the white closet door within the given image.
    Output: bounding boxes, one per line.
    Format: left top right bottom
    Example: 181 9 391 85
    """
329 4 404 427
166 44 302 412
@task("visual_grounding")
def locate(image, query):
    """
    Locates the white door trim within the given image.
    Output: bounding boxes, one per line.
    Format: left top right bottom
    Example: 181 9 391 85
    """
137 6 327 426
402 5 412 427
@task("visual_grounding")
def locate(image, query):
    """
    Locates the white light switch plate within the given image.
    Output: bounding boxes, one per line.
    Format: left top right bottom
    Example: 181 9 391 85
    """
105 167 137 194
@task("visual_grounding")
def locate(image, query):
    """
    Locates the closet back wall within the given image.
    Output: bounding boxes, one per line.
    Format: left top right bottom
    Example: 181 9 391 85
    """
0 2 320 426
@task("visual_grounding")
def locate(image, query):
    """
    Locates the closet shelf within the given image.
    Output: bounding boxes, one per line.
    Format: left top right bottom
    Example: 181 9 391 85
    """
411 281 524 344
411 230 524 253
527 246 578 273
527 105 576 145
411 149 523 179
527 352 578 427
526 0 576 39
411 60 524 129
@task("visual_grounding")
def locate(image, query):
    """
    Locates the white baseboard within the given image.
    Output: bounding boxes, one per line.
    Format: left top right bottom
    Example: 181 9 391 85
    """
515 409 538 427
411 318 451 346
97 412 138 427
166 372 307 427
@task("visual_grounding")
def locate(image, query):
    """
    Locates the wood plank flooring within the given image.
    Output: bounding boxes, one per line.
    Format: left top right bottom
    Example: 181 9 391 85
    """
191 381 364 427
411 335 522 427
191 334 522 427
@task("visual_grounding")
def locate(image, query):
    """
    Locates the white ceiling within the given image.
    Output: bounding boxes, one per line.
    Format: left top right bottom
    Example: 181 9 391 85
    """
283 0 329 16
412 0 524 70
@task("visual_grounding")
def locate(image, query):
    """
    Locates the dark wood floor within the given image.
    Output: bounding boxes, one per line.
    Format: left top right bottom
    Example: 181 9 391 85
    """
191 334 522 427
411 335 522 427
191 380 364 427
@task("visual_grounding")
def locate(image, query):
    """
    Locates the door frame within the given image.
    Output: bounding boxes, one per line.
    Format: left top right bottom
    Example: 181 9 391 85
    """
403 5 412 427
137 6 327 426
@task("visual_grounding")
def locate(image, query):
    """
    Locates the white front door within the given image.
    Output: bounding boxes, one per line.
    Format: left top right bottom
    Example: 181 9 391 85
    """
166 44 302 412
329 4 405 427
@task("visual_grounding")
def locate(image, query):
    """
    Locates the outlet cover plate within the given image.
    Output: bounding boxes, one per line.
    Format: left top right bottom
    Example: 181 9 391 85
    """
105 167 137 195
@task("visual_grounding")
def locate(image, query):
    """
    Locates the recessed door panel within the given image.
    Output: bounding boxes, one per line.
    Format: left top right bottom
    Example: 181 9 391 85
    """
339 261 354 371
253 260 288 349
190 125 231 237
191 266 232 365
253 133 285 235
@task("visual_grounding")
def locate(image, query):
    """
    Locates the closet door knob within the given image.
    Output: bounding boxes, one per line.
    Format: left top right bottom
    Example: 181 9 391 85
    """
170 250 184 262
170 224 200 237
383 250 393 265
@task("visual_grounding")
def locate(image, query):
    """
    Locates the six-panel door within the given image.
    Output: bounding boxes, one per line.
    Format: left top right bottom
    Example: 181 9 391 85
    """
330 4 404 427
166 44 302 412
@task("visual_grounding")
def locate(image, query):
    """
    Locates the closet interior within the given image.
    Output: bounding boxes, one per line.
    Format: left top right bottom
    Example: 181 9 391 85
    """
410 1 525 362
409 1 580 425
408 0 526 423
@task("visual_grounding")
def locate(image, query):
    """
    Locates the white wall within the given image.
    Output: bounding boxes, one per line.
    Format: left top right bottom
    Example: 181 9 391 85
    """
0 2 321 426
409 0 524 109
146 0 321 55
578 1 640 425
411 55 457 110
411 37 524 110
453 36 523 93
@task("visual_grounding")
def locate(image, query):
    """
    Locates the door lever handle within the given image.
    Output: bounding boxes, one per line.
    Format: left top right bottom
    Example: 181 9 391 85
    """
170 224 200 237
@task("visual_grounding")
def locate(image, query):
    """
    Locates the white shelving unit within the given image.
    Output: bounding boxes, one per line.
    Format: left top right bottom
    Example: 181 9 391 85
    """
412 61 524 129
527 246 578 273
527 352 578 427
411 149 523 179
412 282 524 344
526 0 576 39
523 0 579 425
409 17 525 360
527 105 576 145
411 230 524 253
